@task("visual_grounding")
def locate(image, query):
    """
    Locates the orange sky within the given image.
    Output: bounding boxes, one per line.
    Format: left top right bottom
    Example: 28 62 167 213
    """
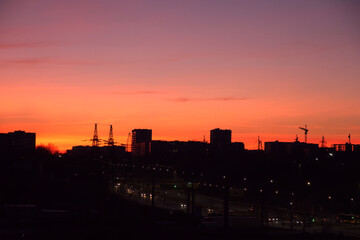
1 0 360 151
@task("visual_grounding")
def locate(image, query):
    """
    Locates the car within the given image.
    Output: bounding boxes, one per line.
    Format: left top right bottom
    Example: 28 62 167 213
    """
180 203 187 210
267 217 279 223
207 208 215 216
336 214 359 224
248 207 256 214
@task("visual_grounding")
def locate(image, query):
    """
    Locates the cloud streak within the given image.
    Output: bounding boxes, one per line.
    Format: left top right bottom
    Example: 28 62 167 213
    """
0 58 50 65
0 57 112 66
0 42 63 49
109 90 167 95
168 97 248 102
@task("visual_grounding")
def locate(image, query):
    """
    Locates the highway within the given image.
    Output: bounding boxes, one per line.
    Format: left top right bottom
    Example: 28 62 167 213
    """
112 175 360 238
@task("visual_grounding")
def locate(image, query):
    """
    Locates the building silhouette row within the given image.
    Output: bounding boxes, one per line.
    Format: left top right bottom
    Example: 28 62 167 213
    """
2 128 359 162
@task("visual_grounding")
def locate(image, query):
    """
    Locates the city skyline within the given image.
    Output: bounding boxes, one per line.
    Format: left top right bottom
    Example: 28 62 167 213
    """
2 125 357 153
1 0 359 151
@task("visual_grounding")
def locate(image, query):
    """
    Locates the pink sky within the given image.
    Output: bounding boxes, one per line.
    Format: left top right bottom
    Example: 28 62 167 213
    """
1 0 359 151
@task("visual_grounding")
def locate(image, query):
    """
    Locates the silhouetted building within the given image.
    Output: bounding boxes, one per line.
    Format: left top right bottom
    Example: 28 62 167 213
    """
355 145 360 152
131 129 152 159
151 140 209 167
0 130 36 159
67 145 126 158
151 140 208 156
333 143 360 152
264 140 318 156
230 142 245 152
0 133 8 155
210 128 231 152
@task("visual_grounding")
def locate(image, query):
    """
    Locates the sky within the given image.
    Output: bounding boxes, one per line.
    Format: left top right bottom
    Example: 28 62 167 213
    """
1 0 360 151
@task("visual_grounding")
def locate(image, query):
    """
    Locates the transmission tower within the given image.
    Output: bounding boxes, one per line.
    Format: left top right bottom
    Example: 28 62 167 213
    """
108 125 114 146
91 123 99 147
321 136 327 148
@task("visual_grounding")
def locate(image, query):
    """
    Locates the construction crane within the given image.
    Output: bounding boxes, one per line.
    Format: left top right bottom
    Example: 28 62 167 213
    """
299 124 309 143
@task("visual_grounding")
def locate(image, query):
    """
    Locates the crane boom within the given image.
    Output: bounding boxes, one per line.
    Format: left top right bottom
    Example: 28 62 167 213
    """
298 124 309 143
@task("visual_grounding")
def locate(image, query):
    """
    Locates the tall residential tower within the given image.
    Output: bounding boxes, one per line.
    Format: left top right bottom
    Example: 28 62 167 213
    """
131 129 152 159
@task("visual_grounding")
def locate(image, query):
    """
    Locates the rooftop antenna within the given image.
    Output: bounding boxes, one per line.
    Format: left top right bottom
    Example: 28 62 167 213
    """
203 135 206 143
91 123 99 147
108 125 114 146
126 132 131 152
257 136 263 150
321 136 327 148
348 134 351 144
299 124 309 143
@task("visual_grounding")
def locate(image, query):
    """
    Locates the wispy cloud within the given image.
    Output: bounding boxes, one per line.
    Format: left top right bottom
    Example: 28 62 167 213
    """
109 90 167 95
0 57 110 66
164 52 217 63
168 97 248 102
0 42 62 49
0 58 50 65
0 113 47 124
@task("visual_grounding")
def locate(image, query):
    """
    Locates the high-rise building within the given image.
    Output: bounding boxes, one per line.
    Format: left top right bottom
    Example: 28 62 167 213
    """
8 131 36 151
131 129 152 159
0 130 36 159
210 128 231 151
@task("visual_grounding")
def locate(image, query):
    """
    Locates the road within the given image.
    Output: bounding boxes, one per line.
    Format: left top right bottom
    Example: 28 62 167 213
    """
112 175 360 238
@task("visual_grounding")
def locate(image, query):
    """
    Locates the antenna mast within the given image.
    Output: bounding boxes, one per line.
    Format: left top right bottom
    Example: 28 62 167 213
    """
257 136 263 150
126 132 131 152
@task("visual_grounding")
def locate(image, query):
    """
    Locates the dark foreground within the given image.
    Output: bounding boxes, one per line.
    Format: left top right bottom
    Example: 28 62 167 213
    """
0 195 356 240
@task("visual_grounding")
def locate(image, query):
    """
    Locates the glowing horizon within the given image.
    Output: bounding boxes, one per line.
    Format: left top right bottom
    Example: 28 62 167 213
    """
1 0 359 152
5 124 358 153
